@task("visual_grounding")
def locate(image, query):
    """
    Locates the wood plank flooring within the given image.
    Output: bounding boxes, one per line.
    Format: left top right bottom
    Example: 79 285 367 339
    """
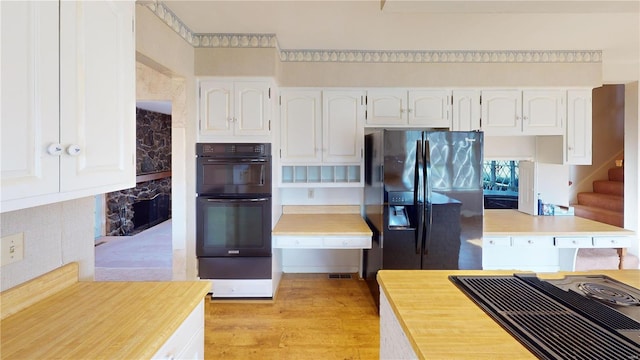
205 273 380 359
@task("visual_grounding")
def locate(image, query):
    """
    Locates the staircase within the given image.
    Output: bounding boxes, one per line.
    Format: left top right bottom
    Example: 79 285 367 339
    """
573 166 638 270
574 166 624 227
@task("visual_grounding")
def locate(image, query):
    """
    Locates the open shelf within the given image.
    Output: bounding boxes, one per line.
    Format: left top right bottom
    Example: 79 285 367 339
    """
281 165 362 186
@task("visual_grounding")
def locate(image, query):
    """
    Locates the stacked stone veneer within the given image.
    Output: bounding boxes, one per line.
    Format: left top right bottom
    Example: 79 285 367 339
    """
106 108 172 236
137 108 171 173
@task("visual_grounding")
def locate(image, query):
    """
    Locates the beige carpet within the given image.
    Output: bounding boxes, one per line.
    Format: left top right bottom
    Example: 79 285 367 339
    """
94 220 172 281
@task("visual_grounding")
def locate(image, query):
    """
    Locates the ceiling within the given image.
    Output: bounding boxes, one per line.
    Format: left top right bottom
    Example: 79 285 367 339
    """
161 0 639 55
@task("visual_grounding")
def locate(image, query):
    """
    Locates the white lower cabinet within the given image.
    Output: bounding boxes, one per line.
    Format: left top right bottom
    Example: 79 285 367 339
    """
380 290 417 360
483 234 634 271
152 300 205 360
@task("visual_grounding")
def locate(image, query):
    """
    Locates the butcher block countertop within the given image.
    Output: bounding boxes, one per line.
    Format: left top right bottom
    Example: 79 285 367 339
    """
484 209 635 236
377 269 640 360
272 205 372 236
0 263 210 360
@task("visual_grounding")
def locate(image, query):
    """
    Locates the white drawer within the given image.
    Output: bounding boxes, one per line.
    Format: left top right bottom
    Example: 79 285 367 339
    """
484 237 511 247
592 236 633 248
512 236 555 248
554 236 592 248
273 236 323 248
323 236 371 249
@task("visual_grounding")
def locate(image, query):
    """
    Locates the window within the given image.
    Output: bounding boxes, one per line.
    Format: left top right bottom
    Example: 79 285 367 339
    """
483 160 519 209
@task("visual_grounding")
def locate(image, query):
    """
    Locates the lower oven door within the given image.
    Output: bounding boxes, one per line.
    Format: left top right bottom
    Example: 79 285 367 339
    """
196 196 272 257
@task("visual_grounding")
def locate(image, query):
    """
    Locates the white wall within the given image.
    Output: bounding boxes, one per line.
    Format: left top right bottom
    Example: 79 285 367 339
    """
0 198 94 291
136 5 198 280
625 82 639 260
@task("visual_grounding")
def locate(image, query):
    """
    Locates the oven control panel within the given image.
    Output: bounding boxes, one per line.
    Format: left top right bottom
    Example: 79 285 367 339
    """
197 143 271 157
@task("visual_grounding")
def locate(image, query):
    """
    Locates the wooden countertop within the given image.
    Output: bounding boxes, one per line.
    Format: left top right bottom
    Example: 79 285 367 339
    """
1 279 210 359
484 209 635 236
272 213 372 236
377 269 640 360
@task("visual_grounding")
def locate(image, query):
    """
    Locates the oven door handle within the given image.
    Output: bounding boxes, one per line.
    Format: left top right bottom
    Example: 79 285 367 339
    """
203 158 268 163
206 198 270 203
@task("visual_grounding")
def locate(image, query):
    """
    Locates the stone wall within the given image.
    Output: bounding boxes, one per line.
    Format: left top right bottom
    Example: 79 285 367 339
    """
106 178 171 235
137 108 171 174
106 108 172 236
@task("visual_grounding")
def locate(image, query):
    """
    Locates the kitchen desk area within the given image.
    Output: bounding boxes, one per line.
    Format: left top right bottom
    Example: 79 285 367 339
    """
272 205 372 274
377 269 640 360
483 209 636 272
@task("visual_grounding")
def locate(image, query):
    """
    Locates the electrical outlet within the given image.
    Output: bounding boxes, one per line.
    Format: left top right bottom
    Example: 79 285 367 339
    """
308 188 314 199
1 233 24 266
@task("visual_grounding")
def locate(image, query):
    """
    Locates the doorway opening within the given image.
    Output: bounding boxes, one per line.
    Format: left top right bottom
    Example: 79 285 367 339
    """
94 101 173 281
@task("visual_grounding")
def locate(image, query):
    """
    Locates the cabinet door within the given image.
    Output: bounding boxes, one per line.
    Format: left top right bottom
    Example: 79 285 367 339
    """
59 0 135 192
1 1 60 201
522 90 565 135
280 90 322 163
480 90 521 136
566 90 592 165
408 90 451 128
518 160 537 216
199 80 234 136
234 81 271 136
451 90 481 131
365 89 406 126
322 91 365 163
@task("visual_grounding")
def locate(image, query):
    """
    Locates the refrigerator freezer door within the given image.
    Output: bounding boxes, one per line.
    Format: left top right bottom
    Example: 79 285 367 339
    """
423 131 484 270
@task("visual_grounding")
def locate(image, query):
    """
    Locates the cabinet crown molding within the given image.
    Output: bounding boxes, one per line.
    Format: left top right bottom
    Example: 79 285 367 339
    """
142 1 602 64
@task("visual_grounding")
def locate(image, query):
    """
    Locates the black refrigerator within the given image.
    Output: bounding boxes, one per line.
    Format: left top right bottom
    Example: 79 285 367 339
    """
363 129 484 306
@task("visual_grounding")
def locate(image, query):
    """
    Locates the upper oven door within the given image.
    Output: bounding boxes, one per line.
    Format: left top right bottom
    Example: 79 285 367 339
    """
197 158 272 195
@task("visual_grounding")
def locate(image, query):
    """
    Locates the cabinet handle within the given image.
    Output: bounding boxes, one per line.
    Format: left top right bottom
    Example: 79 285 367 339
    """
400 108 406 113
407 108 413 113
66 144 81 156
47 143 63 156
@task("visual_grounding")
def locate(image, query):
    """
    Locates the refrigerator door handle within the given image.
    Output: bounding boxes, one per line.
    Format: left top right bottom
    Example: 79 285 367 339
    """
415 140 425 255
424 139 433 255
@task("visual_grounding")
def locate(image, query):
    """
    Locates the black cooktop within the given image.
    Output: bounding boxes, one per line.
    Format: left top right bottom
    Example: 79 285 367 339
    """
449 274 640 360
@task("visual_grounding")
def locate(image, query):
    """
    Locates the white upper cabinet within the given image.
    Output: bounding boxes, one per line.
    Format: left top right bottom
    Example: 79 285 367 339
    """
280 90 364 164
59 0 136 193
366 89 451 128
279 89 365 187
279 90 323 163
199 79 272 138
1 1 60 202
1 0 135 212
481 89 565 136
451 90 481 131
522 90 565 135
566 89 592 165
322 91 365 163
365 90 405 126
480 90 522 135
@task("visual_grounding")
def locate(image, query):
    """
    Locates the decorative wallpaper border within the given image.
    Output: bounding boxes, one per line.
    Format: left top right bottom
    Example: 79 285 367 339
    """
278 49 601 63
140 1 602 64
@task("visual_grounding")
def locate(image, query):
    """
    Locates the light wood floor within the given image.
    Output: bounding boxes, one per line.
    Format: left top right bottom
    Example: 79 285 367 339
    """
205 273 380 359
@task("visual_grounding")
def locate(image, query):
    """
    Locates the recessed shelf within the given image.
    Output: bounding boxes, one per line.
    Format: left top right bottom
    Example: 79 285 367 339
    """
281 165 361 186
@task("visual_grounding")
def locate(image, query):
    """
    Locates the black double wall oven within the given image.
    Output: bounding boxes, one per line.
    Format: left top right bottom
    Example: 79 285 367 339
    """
196 143 272 280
